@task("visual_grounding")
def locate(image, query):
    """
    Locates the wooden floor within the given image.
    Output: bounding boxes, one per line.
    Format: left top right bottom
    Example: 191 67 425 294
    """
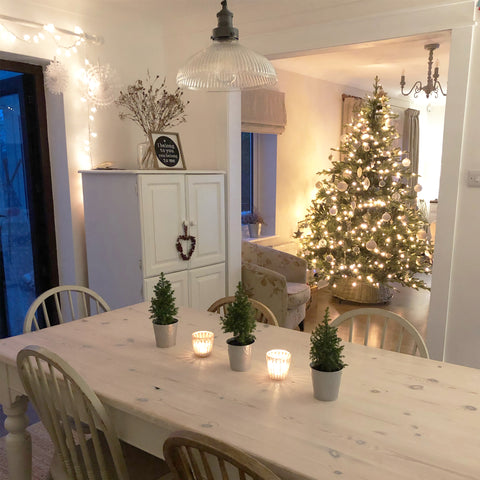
304 278 431 354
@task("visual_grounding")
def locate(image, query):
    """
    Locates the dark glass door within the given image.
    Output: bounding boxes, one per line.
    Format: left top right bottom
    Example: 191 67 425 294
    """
0 60 58 337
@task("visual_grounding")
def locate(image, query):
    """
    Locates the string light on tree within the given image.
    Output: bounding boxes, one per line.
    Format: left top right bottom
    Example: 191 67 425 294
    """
298 76 433 302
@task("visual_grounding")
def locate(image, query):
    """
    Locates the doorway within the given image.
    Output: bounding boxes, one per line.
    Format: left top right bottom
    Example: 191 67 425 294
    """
0 59 58 337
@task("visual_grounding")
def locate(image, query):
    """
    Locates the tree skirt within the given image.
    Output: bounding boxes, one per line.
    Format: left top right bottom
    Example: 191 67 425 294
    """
0 422 54 479
332 277 394 304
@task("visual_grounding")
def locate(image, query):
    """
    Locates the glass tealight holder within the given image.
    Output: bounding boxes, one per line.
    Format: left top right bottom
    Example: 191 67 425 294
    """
192 331 214 357
266 349 291 380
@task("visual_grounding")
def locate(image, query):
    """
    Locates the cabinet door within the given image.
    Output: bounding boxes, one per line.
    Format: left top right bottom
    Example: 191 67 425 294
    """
139 175 186 277
189 263 226 311
187 175 225 270
144 271 189 308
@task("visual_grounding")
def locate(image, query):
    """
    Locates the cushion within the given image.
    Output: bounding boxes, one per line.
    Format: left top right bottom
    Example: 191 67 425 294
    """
286 282 310 309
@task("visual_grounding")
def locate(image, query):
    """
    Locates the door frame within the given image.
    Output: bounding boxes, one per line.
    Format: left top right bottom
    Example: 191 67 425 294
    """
0 59 58 309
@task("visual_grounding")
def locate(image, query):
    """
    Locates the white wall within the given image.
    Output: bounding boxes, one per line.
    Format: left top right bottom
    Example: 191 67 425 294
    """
416 103 445 203
273 70 368 245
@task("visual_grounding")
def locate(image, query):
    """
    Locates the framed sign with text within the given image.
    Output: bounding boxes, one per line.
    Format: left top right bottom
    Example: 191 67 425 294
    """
150 132 186 170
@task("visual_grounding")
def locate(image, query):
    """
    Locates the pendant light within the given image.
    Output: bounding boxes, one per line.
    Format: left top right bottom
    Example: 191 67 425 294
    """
176 0 277 91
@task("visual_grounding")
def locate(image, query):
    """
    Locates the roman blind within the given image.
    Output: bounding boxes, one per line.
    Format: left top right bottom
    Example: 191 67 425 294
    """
241 88 287 134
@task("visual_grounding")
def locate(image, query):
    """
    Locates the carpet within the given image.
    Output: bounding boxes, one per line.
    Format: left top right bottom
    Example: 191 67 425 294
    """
0 421 54 480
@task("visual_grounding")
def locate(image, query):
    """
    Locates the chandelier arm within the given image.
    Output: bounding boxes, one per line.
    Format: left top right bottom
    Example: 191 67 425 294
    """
435 81 447 97
400 80 423 97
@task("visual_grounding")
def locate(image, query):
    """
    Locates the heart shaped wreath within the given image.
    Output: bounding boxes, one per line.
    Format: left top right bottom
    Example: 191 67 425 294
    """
176 222 196 261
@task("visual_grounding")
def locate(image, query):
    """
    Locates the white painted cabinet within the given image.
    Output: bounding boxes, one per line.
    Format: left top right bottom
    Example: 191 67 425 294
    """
81 170 226 310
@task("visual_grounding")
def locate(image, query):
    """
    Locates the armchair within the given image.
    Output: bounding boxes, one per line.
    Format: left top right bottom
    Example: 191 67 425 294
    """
241 241 310 329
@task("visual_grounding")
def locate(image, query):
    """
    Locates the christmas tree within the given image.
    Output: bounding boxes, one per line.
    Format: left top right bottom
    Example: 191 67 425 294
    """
298 77 433 298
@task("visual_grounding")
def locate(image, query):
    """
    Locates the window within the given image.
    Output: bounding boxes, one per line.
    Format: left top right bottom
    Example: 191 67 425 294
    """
240 132 277 237
241 132 254 213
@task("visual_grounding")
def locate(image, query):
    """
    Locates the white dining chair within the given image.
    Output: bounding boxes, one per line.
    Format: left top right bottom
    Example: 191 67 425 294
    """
331 308 429 358
208 296 279 326
163 430 282 480
17 345 172 480
23 285 110 332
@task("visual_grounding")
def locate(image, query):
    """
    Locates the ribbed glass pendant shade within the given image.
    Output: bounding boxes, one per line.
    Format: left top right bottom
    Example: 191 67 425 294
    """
177 40 277 91
176 1 278 91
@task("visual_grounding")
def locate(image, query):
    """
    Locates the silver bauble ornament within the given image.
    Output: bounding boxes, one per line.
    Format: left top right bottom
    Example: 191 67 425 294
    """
366 239 377 251
416 230 427 240
382 212 392 222
329 206 338 215
337 181 348 192
402 158 411 167
414 184 423 193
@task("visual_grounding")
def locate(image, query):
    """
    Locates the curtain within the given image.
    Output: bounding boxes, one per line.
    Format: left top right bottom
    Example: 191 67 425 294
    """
402 108 420 188
340 94 363 161
341 94 363 135
241 88 287 134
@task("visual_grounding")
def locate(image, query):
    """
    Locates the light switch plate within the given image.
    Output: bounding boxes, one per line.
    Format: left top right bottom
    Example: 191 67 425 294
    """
467 170 480 187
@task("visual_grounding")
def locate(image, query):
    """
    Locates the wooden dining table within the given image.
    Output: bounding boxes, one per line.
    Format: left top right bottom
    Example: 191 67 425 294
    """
0 302 479 480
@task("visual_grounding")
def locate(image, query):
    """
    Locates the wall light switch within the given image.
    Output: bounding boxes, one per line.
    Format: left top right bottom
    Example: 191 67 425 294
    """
467 170 480 187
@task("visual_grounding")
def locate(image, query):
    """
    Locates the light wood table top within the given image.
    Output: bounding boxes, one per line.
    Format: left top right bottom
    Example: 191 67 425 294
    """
1 303 479 480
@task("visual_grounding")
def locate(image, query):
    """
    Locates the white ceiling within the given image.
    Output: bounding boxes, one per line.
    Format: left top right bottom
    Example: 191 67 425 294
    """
271 30 451 102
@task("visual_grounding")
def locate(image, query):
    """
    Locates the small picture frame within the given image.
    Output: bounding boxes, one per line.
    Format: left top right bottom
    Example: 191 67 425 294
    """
150 132 186 170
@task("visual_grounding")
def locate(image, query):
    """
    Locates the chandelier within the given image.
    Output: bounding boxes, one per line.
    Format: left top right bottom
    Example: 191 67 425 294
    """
400 43 447 99
176 0 277 91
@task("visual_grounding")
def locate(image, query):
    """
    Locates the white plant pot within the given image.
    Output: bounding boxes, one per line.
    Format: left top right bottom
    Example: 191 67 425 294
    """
248 223 261 238
311 365 343 401
153 320 178 348
227 338 254 371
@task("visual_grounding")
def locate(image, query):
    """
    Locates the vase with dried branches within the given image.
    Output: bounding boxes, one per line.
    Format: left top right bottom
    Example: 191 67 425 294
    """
116 73 189 168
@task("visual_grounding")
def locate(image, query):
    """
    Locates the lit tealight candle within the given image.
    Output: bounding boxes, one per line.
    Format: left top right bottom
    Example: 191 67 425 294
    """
192 331 214 357
266 349 291 380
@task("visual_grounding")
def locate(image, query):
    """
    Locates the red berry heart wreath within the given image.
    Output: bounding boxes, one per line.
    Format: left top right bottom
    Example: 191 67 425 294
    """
176 222 196 261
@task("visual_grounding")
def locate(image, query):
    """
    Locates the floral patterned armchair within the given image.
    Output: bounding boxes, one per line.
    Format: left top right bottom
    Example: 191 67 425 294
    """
241 242 310 329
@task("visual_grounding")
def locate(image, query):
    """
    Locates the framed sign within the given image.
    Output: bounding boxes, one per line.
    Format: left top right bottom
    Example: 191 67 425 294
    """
150 132 186 170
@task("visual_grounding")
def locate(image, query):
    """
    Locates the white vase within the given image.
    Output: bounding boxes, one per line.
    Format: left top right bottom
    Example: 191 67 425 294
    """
227 338 254 371
153 320 178 348
311 365 343 401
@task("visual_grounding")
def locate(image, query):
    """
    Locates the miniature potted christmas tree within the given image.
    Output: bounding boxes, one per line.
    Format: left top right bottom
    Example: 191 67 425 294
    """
220 282 257 371
310 307 346 401
149 272 178 348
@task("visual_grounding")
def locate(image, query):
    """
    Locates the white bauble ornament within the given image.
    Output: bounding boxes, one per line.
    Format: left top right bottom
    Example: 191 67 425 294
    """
392 192 401 201
351 201 356 210
402 158 411 167
326 254 334 263
414 184 423 193
45 59 69 94
86 63 119 107
337 181 348 192
382 212 392 222
363 178 371 189
329 206 338 215
319 239 327 247
366 239 377 251
357 167 363 178
416 230 427 240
